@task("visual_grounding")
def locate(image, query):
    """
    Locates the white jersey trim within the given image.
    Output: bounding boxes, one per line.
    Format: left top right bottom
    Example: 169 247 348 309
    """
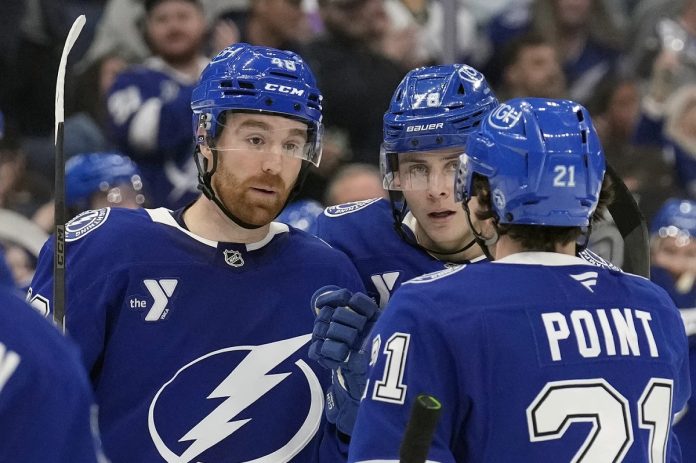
146 208 290 251
246 222 290 251
401 211 417 235
146 208 218 248
494 252 596 267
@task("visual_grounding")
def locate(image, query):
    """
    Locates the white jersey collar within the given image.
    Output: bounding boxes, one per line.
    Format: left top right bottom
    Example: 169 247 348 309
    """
402 211 417 235
146 208 289 251
493 251 592 266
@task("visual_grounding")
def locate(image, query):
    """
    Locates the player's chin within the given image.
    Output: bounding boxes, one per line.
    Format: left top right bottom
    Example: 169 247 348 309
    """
237 199 287 225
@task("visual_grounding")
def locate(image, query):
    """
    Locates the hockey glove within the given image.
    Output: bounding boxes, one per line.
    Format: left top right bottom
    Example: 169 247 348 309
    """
309 285 380 435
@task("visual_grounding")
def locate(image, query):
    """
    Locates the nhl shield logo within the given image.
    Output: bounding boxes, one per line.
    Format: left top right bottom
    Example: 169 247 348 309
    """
223 249 244 267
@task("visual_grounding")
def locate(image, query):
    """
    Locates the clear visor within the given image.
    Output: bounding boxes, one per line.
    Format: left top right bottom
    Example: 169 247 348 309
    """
209 115 323 167
380 144 465 191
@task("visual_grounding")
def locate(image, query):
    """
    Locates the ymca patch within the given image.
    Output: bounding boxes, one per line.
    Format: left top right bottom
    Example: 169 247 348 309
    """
66 208 110 242
324 198 381 217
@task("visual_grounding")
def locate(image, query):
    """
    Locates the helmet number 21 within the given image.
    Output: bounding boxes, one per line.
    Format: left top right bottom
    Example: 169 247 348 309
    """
553 165 576 187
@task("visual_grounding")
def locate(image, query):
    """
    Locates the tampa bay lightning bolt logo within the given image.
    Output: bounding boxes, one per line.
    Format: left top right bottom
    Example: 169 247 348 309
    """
457 65 483 83
324 198 381 217
66 208 110 242
148 335 323 462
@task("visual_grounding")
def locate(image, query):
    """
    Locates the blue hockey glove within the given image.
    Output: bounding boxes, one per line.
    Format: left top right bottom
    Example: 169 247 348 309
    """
309 285 380 435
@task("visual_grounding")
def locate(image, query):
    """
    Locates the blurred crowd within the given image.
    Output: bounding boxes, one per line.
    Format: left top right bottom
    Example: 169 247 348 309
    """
2 0 696 289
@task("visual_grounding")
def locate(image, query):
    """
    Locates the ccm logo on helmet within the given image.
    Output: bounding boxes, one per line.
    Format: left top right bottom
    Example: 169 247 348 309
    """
406 123 444 132
264 83 305 96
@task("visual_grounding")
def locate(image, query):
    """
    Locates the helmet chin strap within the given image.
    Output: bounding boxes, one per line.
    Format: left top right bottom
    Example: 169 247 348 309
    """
195 146 265 230
461 199 496 260
388 191 479 259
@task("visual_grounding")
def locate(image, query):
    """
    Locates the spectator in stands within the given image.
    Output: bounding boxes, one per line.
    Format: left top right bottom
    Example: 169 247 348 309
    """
64 52 132 158
209 0 310 55
105 0 206 208
485 0 622 103
625 0 696 82
303 0 404 167
499 33 567 99
0 132 50 218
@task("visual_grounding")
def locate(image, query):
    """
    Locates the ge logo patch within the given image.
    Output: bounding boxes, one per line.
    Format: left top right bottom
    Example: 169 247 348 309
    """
324 198 381 217
210 46 242 63
488 104 523 130
148 335 323 462
66 208 110 242
457 65 483 83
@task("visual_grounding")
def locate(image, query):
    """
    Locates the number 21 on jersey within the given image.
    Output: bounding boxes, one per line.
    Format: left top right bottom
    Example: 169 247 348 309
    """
527 378 674 463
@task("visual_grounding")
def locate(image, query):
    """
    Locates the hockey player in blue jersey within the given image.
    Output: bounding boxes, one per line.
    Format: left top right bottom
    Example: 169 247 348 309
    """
0 286 107 462
310 64 497 437
316 64 498 309
29 43 367 462
348 98 691 462
310 64 617 439
649 198 696 462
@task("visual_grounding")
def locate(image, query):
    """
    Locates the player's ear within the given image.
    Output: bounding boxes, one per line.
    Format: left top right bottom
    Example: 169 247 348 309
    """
199 143 214 162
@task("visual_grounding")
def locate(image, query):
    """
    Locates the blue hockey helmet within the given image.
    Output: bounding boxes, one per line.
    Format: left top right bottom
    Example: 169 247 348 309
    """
381 64 498 191
455 98 606 227
651 198 696 244
66 152 144 210
191 43 323 166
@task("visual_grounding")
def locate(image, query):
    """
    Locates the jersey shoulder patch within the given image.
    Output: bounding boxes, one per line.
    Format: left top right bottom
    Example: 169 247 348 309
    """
65 208 111 242
404 264 467 285
578 249 622 272
324 198 382 217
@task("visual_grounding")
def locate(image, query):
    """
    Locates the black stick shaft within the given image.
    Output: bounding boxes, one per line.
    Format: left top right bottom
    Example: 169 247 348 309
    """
605 163 650 278
399 394 442 463
53 121 65 330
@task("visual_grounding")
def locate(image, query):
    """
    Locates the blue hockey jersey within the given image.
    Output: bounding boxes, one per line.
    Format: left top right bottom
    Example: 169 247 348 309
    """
349 252 690 463
106 57 205 208
651 265 696 462
316 198 483 307
29 207 365 462
0 287 105 462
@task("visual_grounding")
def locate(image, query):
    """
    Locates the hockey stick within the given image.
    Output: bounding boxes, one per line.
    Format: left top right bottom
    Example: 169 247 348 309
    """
399 394 442 463
605 163 651 278
54 15 86 331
